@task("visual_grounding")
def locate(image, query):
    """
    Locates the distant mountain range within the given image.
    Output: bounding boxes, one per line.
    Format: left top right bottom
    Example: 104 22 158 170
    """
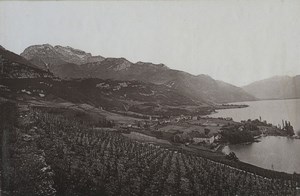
5 43 299 115
243 75 300 100
19 44 255 104
3 43 298 104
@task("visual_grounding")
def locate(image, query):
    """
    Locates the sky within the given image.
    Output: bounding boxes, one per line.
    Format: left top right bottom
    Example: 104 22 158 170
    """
1 0 300 86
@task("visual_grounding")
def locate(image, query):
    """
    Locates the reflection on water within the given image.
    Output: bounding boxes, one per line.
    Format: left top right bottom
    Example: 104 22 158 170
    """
226 136 300 173
209 99 300 132
212 99 300 173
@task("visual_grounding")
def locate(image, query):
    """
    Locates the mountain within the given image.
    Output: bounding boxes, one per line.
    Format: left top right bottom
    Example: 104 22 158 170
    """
0 45 53 78
21 44 255 104
21 44 104 71
0 46 209 116
243 75 300 100
0 78 207 116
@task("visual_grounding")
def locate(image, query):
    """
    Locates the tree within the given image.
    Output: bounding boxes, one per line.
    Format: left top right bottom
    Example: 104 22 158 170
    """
137 121 141 128
0 55 3 74
204 128 210 135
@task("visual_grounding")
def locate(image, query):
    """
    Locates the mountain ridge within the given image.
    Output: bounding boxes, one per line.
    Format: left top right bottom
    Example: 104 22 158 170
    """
0 46 210 116
20 44 256 104
0 46 53 78
243 75 300 100
21 44 105 70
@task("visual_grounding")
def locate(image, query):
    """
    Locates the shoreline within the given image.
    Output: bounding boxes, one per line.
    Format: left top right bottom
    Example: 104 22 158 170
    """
176 141 300 183
219 136 300 175
214 103 249 111
222 97 300 104
256 97 300 102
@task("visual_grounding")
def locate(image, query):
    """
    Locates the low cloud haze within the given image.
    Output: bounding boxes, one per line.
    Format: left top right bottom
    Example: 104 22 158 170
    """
1 0 300 86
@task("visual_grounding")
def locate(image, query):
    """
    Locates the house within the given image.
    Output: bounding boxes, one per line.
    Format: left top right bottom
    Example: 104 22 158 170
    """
193 137 211 144
214 134 222 141
192 116 198 120
193 135 219 144
209 136 215 144
131 125 141 129
159 120 170 125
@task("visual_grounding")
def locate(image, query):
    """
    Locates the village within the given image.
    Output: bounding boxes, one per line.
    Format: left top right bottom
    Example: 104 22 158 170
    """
116 114 233 150
115 113 295 154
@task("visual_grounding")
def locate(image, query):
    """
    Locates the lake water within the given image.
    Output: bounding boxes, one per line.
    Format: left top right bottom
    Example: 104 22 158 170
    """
210 99 300 132
210 99 300 173
223 137 300 173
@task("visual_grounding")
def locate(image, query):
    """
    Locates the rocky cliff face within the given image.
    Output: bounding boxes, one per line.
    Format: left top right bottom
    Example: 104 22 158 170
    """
53 45 105 64
21 44 104 70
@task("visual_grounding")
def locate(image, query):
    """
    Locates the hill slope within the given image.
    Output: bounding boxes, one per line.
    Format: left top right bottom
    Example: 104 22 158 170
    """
21 44 255 104
243 75 300 100
0 78 211 116
0 45 53 78
1 46 211 116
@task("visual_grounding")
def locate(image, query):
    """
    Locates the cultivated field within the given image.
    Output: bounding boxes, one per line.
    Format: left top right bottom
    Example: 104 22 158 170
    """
1 103 299 195
23 110 300 194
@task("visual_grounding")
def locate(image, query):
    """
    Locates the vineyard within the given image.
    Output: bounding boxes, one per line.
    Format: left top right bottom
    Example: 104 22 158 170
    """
0 104 299 195
29 109 298 196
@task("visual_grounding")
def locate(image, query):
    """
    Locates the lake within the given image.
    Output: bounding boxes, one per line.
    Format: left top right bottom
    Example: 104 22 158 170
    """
210 99 300 173
223 137 300 173
210 98 300 132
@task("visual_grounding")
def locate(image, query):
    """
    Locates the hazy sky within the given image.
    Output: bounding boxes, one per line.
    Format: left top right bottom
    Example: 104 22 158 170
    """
1 1 300 86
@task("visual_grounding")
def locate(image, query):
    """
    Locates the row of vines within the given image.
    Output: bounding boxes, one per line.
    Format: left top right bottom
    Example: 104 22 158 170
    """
28 109 299 196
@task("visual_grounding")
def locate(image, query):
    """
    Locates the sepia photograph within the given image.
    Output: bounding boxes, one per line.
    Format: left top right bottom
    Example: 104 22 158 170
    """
0 0 300 195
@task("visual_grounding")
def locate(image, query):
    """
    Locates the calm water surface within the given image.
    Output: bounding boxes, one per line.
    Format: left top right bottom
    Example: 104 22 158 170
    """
210 98 300 132
210 99 300 173
223 137 300 173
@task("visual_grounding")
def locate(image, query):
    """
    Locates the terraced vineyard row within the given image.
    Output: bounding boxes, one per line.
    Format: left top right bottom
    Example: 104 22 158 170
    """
31 110 298 195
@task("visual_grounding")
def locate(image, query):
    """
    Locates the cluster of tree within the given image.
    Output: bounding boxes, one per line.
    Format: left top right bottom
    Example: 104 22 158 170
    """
173 133 191 143
225 152 239 162
281 120 294 136
204 128 211 135
220 125 255 144
242 118 272 127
